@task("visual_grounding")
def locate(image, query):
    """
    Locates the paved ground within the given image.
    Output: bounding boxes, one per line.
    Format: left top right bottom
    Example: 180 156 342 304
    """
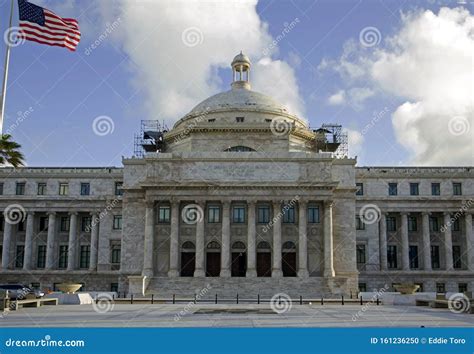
0 304 472 327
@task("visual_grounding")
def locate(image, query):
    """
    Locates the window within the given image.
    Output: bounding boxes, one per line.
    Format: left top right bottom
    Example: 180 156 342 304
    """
408 216 417 232
415 283 424 292
356 216 365 230
429 216 439 232
431 183 440 196
236 116 244 122
232 206 245 223
356 183 363 196
358 283 367 292
282 205 295 223
409 245 419 269
257 206 270 224
458 283 468 293
431 245 440 269
452 218 460 232
158 206 170 223
308 206 320 223
39 216 48 231
453 245 462 269
16 182 25 195
111 245 121 265
208 118 215 122
0 182 3 195
387 245 398 269
409 183 419 196
224 146 255 152
113 215 122 230
59 183 69 195
356 244 366 264
80 183 90 196
388 183 397 196
81 216 91 232
207 206 220 223
15 245 24 268
79 245 90 269
37 183 46 195
453 182 462 196
37 245 46 269
436 283 445 293
110 283 119 292
58 245 68 269
17 220 25 232
386 216 397 232
60 216 69 232
115 182 123 196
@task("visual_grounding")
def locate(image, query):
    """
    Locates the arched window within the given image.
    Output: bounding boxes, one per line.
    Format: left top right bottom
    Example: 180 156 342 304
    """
282 241 296 250
181 241 195 250
224 146 255 152
206 241 221 249
257 241 271 250
232 241 246 250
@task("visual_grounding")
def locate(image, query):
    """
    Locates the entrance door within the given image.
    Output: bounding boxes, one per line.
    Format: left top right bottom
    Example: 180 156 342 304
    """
231 252 247 277
181 252 195 277
257 252 272 277
206 252 221 277
282 252 297 277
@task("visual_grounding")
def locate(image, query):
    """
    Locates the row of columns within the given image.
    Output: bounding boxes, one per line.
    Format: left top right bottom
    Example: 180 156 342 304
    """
378 211 474 271
1 211 100 271
143 199 335 279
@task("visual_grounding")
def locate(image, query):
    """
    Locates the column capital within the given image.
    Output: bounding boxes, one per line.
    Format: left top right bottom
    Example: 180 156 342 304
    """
247 199 257 206
47 211 56 216
194 200 206 208
170 199 180 207
27 211 35 216
221 200 231 207
421 211 431 216
145 199 155 208
324 200 334 208
69 211 78 216
400 211 409 216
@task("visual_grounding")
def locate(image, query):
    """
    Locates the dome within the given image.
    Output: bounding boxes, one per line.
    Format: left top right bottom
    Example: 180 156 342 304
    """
231 52 251 67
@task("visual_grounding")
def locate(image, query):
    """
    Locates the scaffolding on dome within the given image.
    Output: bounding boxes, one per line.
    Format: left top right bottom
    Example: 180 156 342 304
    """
313 123 348 158
133 120 169 157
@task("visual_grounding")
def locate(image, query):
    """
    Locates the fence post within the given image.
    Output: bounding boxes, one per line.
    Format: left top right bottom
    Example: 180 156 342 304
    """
341 295 344 306
194 294 197 304
360 295 363 305
350 290 353 299
131 294 133 304
321 297 324 306
278 295 281 305
215 294 217 304
300 295 302 305
257 294 260 304
172 294 175 304
151 294 154 304
376 296 380 306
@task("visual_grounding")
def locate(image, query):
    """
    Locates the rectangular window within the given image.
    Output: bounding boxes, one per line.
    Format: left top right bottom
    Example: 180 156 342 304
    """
58 245 68 269
110 283 119 292
115 182 123 196
37 183 46 195
452 218 460 232
409 183 419 196
453 245 462 269
80 183 90 196
356 216 365 230
356 183 363 196
15 245 25 268
356 244 366 264
0 182 3 195
39 216 48 231
232 206 245 223
388 183 398 196
308 206 320 223
431 245 440 269
436 283 445 293
37 245 46 269
282 205 295 223
236 116 244 122
386 216 397 232
207 206 220 223
158 206 170 223
429 216 439 232
387 245 398 269
111 245 121 264
60 216 69 232
79 245 90 269
257 206 270 224
17 220 25 232
113 215 122 230
81 216 91 232
59 183 69 195
16 182 25 195
358 283 367 292
409 245 419 269
458 283 468 293
453 182 462 196
408 216 417 232
431 182 440 196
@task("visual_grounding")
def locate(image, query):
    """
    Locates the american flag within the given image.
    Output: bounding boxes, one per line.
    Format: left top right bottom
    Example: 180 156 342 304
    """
17 0 81 51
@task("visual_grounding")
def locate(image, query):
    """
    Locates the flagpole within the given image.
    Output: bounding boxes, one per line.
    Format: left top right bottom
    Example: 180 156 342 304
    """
0 0 15 135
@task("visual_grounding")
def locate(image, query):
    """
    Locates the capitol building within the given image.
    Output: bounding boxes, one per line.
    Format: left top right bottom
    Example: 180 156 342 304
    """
0 53 472 298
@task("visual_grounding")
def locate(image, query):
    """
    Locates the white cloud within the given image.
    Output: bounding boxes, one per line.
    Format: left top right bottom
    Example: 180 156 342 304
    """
96 0 304 122
327 90 346 105
347 87 374 110
345 128 364 157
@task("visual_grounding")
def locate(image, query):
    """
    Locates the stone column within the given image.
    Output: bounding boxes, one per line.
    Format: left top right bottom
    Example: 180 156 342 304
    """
443 212 453 270
298 199 309 277
323 201 335 277
23 212 35 270
422 212 431 271
465 213 473 272
220 201 231 277
401 212 410 270
379 212 388 271
1 218 13 269
168 201 180 277
194 201 206 277
45 212 57 270
272 200 283 278
246 200 257 277
67 212 78 271
89 212 99 271
142 201 155 277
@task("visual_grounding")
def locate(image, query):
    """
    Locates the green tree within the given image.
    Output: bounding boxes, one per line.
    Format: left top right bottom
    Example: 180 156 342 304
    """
0 134 24 167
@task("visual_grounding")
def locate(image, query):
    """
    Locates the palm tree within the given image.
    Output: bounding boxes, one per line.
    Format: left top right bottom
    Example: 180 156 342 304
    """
0 134 24 167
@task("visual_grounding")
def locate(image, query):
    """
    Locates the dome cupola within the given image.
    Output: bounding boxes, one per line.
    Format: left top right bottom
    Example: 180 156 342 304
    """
231 51 251 90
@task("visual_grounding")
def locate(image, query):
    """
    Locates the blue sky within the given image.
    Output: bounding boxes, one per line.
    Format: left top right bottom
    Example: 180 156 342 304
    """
0 0 472 167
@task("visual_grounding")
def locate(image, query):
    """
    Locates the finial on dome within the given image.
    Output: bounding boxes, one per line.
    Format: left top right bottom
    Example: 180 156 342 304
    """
231 52 251 90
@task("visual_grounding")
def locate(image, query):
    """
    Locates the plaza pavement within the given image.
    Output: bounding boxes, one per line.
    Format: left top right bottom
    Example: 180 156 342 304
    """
0 304 473 327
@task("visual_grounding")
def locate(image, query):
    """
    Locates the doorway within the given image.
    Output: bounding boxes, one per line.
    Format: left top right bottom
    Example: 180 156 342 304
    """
256 241 272 277
282 241 297 277
206 241 221 277
180 241 195 277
